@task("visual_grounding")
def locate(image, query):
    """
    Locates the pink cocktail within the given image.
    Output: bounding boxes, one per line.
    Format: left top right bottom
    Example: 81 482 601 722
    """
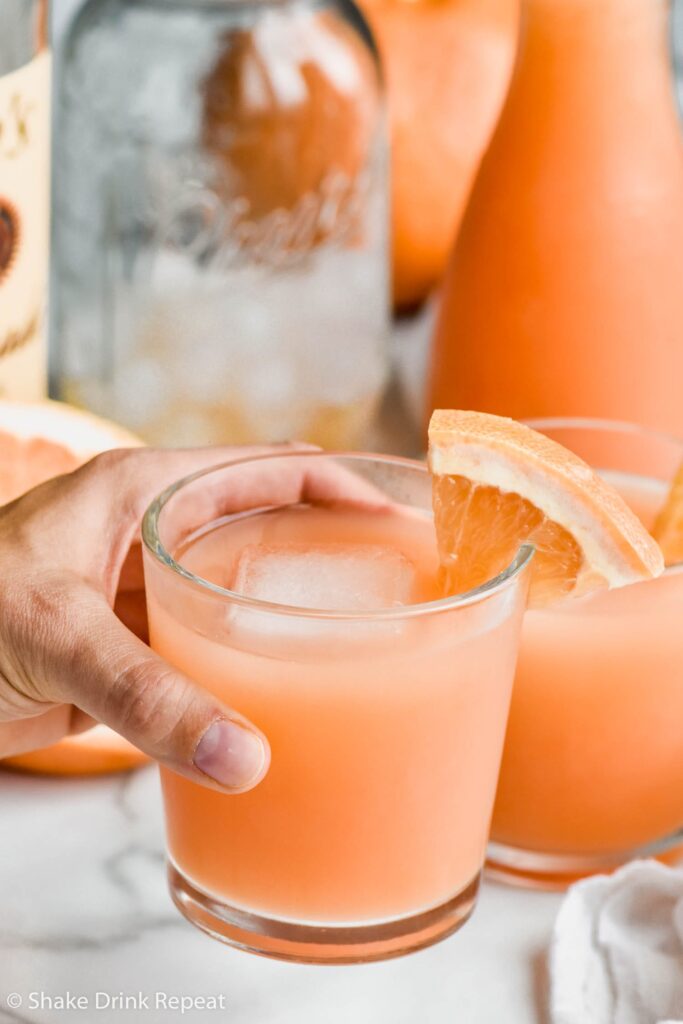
489 421 683 887
142 452 531 961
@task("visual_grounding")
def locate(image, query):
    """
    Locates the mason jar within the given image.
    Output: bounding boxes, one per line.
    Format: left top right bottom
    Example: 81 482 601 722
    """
54 0 389 447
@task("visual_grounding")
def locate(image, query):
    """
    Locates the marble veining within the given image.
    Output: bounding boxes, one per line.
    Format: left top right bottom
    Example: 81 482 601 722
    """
0 765 561 1024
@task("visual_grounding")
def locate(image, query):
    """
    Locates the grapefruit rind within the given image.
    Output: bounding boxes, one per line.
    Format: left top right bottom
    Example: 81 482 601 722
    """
429 409 664 594
0 398 140 456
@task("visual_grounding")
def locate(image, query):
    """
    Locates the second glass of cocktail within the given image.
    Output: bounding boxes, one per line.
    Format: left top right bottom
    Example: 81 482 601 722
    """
142 451 532 962
487 420 683 886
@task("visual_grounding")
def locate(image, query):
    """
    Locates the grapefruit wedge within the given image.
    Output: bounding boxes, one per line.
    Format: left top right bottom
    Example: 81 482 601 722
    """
428 410 664 607
0 399 148 776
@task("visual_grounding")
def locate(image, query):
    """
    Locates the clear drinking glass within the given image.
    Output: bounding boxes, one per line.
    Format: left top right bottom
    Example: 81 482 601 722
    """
55 0 389 448
142 451 532 962
488 419 683 888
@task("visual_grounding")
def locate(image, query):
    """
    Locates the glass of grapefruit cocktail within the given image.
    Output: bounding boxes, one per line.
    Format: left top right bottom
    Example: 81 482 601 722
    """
142 451 532 962
488 420 683 887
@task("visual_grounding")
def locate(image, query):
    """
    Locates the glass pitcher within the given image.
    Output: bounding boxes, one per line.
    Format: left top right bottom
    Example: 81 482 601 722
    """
428 0 683 436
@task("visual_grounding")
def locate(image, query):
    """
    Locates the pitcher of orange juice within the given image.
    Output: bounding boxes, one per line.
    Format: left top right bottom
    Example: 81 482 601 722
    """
428 0 683 434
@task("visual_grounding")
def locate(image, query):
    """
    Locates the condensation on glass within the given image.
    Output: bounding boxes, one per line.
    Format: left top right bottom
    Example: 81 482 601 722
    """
54 0 390 447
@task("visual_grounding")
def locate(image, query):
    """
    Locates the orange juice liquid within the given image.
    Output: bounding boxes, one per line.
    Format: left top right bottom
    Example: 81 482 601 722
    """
147 502 524 924
428 0 683 434
492 471 683 854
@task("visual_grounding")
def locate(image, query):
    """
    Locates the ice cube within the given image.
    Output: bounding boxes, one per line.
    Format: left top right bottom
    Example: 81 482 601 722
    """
231 543 416 612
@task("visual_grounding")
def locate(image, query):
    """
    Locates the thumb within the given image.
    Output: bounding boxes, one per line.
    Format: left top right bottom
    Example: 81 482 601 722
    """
50 588 270 793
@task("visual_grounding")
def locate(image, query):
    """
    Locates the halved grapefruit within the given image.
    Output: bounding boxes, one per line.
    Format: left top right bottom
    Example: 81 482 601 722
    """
0 399 148 776
428 409 664 606
0 398 139 502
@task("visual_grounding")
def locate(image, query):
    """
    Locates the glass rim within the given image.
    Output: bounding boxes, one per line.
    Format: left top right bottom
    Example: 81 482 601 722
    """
523 415 683 450
141 450 534 621
525 414 683 578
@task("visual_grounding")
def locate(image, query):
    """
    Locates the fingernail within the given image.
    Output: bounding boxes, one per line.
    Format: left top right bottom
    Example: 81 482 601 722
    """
194 719 267 791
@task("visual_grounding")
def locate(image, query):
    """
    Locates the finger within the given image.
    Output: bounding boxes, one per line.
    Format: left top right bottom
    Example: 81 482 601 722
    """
3 444 310 555
151 451 392 541
46 588 269 794
103 445 389 547
50 446 390 598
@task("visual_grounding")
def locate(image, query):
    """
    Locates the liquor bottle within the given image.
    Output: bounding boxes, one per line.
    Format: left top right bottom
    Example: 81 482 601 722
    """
428 0 683 435
0 0 50 399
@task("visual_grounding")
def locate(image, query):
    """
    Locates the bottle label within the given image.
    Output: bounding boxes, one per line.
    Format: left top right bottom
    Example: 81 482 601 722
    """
0 50 50 400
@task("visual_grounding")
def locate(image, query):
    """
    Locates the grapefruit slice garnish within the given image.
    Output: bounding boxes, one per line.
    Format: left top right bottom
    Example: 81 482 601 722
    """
0 399 147 776
652 460 683 566
428 410 664 607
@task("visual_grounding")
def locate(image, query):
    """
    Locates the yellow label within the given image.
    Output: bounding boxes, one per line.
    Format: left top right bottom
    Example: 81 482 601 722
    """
0 50 50 400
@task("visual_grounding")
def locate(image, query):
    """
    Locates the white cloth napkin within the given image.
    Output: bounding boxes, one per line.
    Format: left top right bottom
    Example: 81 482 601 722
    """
550 860 683 1024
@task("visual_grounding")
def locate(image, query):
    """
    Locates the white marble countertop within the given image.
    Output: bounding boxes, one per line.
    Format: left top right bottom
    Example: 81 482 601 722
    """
0 765 562 1024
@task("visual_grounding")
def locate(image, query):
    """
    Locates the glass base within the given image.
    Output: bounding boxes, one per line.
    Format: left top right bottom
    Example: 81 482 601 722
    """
168 863 481 963
486 832 683 891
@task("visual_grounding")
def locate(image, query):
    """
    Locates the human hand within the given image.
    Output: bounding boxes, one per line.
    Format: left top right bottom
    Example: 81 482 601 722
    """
0 446 364 793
